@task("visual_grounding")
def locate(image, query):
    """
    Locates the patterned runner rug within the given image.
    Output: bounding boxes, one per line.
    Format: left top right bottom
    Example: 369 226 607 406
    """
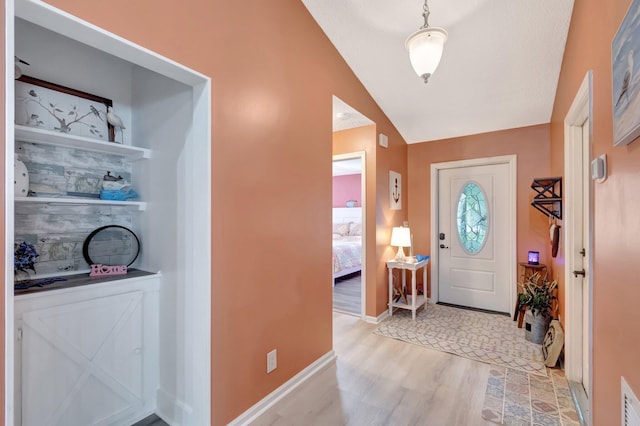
374 303 547 376
482 367 580 425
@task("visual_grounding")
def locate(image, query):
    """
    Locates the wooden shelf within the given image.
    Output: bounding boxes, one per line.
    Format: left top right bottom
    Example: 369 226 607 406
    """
15 125 151 160
390 294 427 310
531 177 562 219
15 196 146 211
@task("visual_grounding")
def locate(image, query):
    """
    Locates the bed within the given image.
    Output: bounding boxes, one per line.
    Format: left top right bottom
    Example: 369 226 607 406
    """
333 207 362 284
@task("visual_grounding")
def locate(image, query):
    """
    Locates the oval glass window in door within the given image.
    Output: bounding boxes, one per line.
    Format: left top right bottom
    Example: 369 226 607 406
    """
456 182 488 254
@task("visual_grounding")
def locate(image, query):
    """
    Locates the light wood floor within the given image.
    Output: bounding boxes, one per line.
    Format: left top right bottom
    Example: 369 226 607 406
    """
251 312 495 425
333 272 361 315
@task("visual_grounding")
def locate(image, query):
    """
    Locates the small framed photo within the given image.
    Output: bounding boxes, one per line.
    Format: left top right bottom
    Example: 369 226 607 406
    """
612 0 640 146
389 170 402 210
15 75 115 142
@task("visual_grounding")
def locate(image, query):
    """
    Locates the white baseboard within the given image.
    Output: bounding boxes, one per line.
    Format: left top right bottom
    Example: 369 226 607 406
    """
228 350 336 426
366 310 389 324
156 387 193 426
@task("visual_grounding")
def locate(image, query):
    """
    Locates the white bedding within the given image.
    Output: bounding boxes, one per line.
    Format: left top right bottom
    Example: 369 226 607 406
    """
333 236 362 279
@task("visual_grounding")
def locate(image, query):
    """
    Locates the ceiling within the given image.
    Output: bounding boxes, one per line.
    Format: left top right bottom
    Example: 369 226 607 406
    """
306 0 575 143
332 157 362 176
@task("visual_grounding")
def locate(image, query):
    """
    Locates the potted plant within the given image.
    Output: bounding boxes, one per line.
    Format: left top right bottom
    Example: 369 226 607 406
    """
14 241 39 282
519 272 558 344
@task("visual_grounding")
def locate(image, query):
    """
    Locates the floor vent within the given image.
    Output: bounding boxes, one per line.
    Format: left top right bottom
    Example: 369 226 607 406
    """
623 377 640 426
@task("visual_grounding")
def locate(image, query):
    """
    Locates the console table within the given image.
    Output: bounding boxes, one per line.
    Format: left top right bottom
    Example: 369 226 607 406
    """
387 258 429 320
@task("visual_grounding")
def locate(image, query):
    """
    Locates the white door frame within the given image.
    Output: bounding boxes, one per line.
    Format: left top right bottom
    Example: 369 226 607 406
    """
332 151 367 321
430 155 517 309
563 71 593 424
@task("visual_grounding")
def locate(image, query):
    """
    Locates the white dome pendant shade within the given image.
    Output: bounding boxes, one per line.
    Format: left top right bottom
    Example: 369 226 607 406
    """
406 27 447 83
406 0 447 84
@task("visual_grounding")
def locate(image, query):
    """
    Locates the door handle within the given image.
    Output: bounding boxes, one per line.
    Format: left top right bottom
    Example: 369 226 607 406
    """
440 244 449 249
573 269 585 277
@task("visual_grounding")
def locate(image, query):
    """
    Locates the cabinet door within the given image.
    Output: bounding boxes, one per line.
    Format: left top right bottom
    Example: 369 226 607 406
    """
21 291 144 426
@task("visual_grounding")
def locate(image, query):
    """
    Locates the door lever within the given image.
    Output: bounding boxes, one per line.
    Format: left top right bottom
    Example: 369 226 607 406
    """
440 244 449 249
573 269 586 277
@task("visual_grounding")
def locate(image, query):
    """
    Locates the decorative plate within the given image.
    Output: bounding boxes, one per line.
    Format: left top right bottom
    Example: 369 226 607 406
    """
14 160 29 197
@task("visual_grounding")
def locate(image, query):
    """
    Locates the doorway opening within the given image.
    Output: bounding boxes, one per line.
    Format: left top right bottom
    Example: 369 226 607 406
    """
332 154 365 317
331 96 373 321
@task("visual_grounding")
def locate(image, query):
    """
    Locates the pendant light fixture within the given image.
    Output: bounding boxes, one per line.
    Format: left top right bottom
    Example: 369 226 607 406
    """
405 0 448 83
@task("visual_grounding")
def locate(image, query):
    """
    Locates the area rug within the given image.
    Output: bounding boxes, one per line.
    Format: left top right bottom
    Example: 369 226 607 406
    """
481 367 581 425
374 303 547 376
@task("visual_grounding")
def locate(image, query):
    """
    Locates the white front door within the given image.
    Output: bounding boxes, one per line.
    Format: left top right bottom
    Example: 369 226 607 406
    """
438 163 511 313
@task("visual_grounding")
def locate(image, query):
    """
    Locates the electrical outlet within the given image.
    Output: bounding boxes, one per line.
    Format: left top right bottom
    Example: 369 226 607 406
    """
266 349 277 373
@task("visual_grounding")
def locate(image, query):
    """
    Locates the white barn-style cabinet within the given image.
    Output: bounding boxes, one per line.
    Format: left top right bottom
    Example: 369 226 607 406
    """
7 0 212 425
15 275 160 426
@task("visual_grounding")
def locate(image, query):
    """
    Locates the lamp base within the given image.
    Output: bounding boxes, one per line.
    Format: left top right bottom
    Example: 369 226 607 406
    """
395 247 406 261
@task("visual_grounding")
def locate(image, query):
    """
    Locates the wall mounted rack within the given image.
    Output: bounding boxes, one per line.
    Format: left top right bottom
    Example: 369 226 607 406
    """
531 177 562 219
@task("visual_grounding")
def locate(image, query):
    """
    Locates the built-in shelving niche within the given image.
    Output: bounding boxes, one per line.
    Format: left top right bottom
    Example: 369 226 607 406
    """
530 177 562 219
10 2 211 425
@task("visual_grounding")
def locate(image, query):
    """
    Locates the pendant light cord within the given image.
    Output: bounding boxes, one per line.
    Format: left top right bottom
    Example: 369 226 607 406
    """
421 0 431 29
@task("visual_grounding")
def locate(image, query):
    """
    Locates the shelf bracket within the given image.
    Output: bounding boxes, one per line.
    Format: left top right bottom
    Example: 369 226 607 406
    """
530 177 562 220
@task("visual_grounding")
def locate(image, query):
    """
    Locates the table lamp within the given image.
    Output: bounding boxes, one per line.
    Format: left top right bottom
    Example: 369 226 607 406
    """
391 226 411 261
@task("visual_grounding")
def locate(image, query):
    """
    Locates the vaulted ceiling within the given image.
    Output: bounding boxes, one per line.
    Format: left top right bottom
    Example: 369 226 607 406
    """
305 0 575 143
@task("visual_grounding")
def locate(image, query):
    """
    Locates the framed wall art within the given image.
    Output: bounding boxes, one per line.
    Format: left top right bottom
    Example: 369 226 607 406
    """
15 75 115 142
389 170 402 210
612 0 640 146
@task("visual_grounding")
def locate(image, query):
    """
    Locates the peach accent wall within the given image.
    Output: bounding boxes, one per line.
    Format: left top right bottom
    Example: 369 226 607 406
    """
550 0 640 422
7 2 408 423
407 125 551 296
332 174 361 207
333 125 408 317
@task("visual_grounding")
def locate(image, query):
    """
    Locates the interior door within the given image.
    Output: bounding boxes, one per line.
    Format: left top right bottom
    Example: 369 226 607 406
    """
572 118 591 398
438 163 511 313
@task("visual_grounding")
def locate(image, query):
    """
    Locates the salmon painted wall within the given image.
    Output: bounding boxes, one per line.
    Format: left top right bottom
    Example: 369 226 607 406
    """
332 174 361 207
333 125 407 317
407 125 551 297
5 1 408 423
550 0 640 422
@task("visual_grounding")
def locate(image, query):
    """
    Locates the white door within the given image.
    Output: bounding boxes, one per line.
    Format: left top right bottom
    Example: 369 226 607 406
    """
564 72 592 420
569 118 591 398
21 292 144 426
438 163 511 313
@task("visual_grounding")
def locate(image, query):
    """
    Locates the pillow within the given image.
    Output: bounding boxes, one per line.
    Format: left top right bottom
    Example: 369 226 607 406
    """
348 222 362 236
333 222 350 236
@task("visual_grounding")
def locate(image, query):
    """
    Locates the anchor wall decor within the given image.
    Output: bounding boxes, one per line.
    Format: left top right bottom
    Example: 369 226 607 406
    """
389 170 402 210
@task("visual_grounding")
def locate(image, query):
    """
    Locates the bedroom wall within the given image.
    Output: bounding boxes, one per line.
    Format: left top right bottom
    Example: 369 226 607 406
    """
4 1 409 424
332 174 361 207
550 0 640 422
407 124 551 297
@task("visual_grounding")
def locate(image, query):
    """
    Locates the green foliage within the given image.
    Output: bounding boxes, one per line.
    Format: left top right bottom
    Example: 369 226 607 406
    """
519 272 558 318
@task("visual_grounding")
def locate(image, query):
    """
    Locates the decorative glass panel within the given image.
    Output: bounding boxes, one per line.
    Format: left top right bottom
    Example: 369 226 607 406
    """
456 182 488 254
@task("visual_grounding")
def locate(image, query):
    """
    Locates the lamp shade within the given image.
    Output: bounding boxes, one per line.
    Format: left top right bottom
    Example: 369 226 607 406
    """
406 27 447 83
390 227 411 248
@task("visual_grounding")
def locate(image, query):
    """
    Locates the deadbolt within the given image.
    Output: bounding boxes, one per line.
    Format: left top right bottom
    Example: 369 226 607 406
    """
573 269 586 277
439 233 445 240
